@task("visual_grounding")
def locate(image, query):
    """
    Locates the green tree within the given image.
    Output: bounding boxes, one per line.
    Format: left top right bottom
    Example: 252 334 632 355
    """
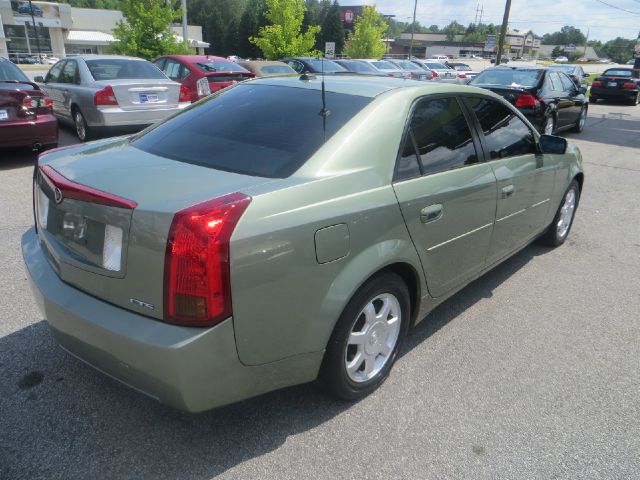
319 1 345 54
600 37 637 63
442 20 465 41
109 0 190 59
250 0 321 60
188 0 243 56
238 0 269 58
343 5 387 59
541 26 586 46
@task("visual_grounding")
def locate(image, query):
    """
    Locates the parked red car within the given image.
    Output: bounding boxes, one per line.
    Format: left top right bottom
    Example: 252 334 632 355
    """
0 57 57 150
152 55 255 103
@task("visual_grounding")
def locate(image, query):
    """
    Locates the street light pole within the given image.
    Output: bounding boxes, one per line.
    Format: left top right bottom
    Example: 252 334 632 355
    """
27 0 42 62
181 0 189 48
495 0 511 65
409 0 417 59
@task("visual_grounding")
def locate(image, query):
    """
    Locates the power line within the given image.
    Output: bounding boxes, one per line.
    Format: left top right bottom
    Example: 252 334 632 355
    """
593 0 640 15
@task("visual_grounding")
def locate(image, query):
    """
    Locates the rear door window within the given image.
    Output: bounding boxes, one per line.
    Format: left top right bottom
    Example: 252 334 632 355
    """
466 97 537 160
133 84 372 178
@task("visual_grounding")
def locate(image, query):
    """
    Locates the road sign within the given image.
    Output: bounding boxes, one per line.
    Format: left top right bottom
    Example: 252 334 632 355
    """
325 42 335 58
564 44 577 53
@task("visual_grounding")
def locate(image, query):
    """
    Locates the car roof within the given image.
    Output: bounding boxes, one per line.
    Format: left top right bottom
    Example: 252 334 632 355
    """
247 74 498 98
67 55 146 61
161 55 228 64
238 60 290 67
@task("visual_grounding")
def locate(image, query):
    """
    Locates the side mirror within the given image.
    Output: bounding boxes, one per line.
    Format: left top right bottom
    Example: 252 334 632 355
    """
34 75 45 83
539 134 567 155
579 86 587 95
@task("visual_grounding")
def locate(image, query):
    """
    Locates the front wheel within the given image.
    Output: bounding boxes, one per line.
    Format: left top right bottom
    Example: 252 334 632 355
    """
539 180 580 247
319 272 410 401
542 114 556 135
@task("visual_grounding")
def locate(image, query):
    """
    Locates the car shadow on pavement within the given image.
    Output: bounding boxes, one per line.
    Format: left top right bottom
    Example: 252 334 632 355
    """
566 105 640 149
0 147 38 171
0 243 549 479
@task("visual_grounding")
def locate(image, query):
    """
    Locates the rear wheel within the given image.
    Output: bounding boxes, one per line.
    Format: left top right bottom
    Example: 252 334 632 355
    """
630 93 640 106
539 180 580 247
73 109 93 142
571 106 587 133
319 272 410 401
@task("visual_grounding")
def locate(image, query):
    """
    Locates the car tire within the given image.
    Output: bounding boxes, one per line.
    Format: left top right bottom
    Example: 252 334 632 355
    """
539 180 580 247
630 93 640 106
542 114 556 135
319 272 411 401
73 109 93 142
589 96 597 104
571 106 587 133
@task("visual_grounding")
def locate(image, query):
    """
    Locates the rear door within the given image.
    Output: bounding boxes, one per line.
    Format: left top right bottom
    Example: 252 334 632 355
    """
392 96 497 298
464 96 556 265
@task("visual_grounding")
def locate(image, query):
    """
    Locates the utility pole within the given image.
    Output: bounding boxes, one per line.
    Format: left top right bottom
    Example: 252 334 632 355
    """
27 0 42 62
495 0 511 65
409 0 418 59
181 0 189 48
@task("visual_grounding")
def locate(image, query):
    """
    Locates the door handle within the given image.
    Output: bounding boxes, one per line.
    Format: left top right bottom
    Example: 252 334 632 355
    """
420 204 443 223
501 185 515 199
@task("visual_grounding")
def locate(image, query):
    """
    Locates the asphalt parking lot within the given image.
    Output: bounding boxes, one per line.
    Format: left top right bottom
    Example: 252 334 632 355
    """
1 103 639 479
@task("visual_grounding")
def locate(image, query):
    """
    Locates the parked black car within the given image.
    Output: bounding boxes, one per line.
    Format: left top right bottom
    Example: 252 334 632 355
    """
469 66 588 134
548 64 589 88
333 59 388 76
590 68 639 105
280 57 347 74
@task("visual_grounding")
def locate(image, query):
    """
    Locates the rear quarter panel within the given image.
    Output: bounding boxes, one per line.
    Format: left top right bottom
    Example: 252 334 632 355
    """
230 88 430 366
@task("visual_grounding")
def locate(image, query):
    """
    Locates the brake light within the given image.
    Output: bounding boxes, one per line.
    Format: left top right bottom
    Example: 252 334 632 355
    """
431 70 439 78
515 94 539 108
179 84 191 103
458 73 467 79
22 96 33 108
164 193 251 326
591 80 602 87
622 82 636 89
94 85 118 106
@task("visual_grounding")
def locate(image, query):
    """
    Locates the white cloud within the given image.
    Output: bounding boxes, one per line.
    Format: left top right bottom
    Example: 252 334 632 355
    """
366 0 640 41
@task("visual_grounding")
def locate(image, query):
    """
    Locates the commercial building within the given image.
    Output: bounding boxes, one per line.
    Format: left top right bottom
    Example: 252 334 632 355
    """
0 0 208 60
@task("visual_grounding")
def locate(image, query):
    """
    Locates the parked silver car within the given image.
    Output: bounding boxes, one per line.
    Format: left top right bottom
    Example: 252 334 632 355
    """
35 55 190 141
356 59 409 78
412 60 460 83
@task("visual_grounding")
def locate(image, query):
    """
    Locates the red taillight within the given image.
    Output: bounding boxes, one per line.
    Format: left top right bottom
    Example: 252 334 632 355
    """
458 73 467 79
23 96 34 108
164 193 251 326
622 82 636 89
179 84 191 103
94 85 118 106
515 94 539 108
591 80 602 87
431 70 439 78
43 97 53 108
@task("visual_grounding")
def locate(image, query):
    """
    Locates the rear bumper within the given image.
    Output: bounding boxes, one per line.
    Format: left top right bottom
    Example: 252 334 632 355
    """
21 228 321 412
590 87 638 98
0 114 58 148
89 103 189 127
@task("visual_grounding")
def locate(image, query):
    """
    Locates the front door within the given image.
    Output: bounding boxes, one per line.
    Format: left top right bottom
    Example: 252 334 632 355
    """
41 60 66 118
464 96 556 265
393 96 498 298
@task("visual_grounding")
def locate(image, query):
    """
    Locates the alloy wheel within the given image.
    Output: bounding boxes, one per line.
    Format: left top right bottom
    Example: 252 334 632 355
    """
544 116 555 135
345 293 402 383
557 188 577 239
578 108 587 130
74 112 86 141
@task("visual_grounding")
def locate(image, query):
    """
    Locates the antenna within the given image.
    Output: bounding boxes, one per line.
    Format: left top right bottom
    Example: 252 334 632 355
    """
318 56 330 136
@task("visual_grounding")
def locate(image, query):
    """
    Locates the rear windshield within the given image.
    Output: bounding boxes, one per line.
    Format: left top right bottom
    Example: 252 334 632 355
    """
603 69 632 77
549 65 574 74
195 61 249 72
86 59 166 80
0 60 30 82
132 84 372 178
394 60 419 70
260 65 295 75
304 59 346 73
471 69 543 88
371 61 396 70
426 63 448 69
339 61 378 74
451 64 471 71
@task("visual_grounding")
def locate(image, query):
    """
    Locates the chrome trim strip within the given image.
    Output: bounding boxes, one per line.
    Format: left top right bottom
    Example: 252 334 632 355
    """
427 223 493 252
531 198 550 208
496 208 526 223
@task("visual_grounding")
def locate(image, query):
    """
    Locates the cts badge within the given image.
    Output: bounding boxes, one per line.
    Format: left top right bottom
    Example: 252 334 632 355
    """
129 298 155 310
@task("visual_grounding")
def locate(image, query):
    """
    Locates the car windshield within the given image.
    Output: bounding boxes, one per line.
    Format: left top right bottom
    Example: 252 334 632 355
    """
305 59 346 73
0 60 30 82
260 65 294 75
471 69 543 88
394 60 419 70
426 63 448 69
195 60 248 72
371 61 397 70
603 69 632 77
132 84 372 178
86 59 166 80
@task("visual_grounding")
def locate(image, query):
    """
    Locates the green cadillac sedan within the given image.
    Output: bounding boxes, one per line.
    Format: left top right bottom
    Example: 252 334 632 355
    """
22 75 583 412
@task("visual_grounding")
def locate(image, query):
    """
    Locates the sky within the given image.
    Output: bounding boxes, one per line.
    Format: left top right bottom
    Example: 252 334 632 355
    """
362 0 640 42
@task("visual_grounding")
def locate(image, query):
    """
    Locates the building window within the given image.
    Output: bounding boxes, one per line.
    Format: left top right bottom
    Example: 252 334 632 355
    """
5 24 52 54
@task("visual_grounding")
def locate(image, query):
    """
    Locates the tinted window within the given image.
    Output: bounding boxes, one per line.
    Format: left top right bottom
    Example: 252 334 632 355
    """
549 72 564 91
260 65 295 75
45 61 65 82
0 59 30 82
425 63 448 69
86 59 166 80
471 69 543 88
287 60 304 73
558 73 576 91
467 97 536 160
304 59 346 73
194 61 248 72
404 97 478 176
339 61 378 74
603 69 632 77
371 61 397 70
395 131 421 181
394 60 420 70
133 84 372 178
59 60 78 84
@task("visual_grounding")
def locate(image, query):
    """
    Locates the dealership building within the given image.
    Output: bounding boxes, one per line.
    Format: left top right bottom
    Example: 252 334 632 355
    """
0 1 208 60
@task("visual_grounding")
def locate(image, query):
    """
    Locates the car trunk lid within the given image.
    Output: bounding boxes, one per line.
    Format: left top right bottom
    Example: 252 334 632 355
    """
35 138 275 320
0 81 47 122
96 79 181 110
